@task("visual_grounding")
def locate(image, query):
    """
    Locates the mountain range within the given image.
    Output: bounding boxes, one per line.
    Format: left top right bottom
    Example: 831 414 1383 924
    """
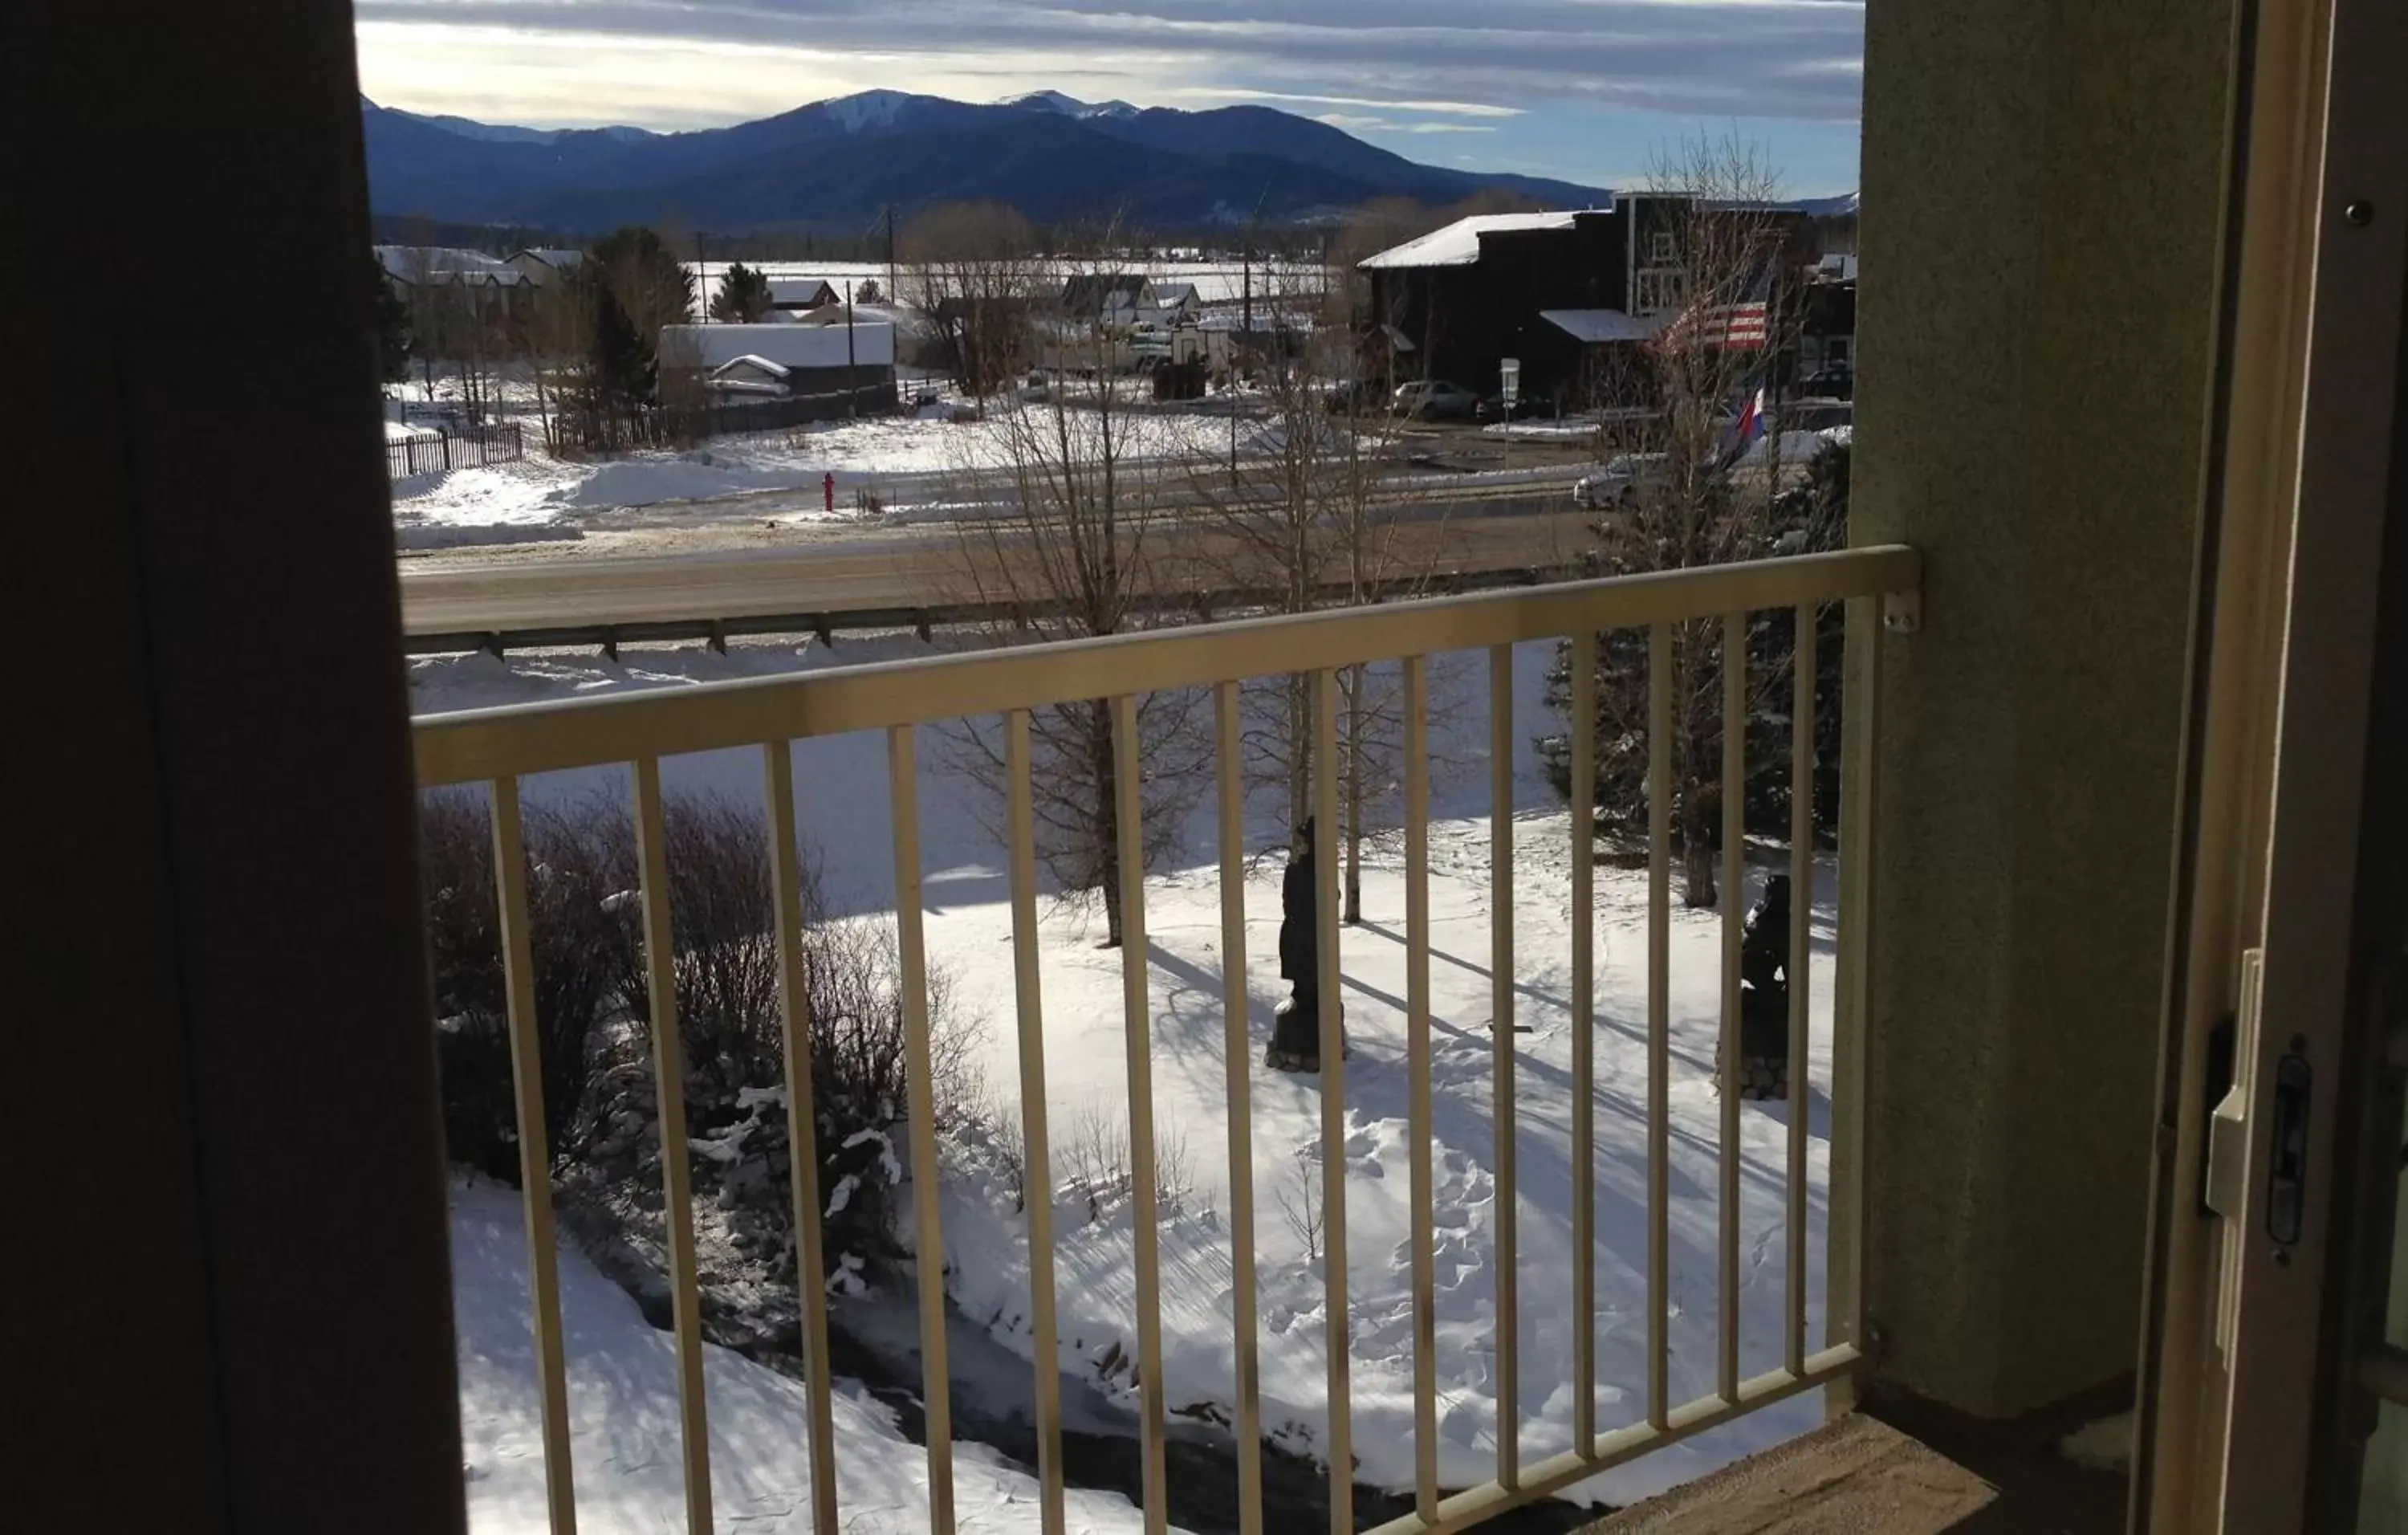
360 89 1620 234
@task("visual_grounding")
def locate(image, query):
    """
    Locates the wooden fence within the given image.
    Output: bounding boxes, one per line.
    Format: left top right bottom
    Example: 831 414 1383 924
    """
387 423 525 479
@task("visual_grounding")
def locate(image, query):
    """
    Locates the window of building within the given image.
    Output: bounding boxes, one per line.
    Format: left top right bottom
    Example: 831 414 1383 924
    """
1649 230 1678 265
1634 269 1686 314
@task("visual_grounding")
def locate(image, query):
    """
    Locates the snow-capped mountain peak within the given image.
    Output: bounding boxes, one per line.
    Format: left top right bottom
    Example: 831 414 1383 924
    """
1007 89 1141 120
817 89 917 133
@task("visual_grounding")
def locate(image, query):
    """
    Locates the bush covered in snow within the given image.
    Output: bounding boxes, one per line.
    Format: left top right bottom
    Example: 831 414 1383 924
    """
416 787 980 1318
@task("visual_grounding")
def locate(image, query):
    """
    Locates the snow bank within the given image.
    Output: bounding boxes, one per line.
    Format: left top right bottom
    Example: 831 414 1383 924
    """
396 520 583 552
1480 420 1598 442
450 1177 1176 1533
393 403 1267 525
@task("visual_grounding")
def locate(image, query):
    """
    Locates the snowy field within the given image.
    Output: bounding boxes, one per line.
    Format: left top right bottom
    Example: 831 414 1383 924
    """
414 636 1835 1529
684 260 1328 316
389 402 1259 533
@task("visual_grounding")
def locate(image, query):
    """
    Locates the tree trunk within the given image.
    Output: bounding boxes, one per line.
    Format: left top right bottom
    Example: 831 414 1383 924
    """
1287 674 1312 836
1680 800 1718 909
1091 700 1124 948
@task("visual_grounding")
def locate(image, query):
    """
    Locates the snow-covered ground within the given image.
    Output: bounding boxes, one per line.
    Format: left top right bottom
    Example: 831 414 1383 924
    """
452 1177 1178 1533
684 261 1326 317
416 634 1833 1525
390 403 1259 529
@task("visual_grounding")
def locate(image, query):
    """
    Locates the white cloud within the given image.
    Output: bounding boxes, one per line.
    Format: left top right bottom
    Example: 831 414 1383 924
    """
1187 88 1525 117
353 0 1867 128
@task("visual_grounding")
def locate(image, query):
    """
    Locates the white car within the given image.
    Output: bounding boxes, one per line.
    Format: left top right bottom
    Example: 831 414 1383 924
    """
1390 380 1479 421
1572 452 1673 510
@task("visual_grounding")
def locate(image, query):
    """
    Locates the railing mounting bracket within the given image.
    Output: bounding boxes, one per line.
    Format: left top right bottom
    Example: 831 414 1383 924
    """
1884 589 1923 634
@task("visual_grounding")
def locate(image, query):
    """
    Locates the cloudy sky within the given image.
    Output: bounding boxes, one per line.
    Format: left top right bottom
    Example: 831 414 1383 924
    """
352 0 1864 194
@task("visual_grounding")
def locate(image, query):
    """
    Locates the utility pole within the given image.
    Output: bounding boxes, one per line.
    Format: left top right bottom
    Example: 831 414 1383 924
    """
695 230 709 322
845 279 858 418
885 206 897 304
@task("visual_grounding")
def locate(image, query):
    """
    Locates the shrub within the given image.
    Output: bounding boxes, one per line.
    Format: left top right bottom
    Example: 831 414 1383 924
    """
417 790 623 1182
421 786 978 1283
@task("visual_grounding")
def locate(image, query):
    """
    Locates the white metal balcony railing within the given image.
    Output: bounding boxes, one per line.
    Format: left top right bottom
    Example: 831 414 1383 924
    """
411 544 1917 1535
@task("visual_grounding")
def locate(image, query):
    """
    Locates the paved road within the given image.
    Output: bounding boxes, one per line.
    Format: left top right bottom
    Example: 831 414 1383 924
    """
398 498 1600 638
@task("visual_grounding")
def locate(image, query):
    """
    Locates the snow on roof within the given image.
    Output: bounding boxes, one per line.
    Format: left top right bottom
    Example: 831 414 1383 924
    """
1540 308 1666 345
376 246 524 284
513 247 584 269
1152 282 1200 305
1357 210 1604 271
767 278 839 305
661 323 897 372
711 353 791 380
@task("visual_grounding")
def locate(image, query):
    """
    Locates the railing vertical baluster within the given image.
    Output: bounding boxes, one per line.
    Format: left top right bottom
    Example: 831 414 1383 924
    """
886 725 955 1533
1719 614 1745 1404
632 756 714 1535
1312 669 1352 1535
1003 711 1067 1535
1569 636 1597 1452
763 744 840 1535
1111 694 1169 1535
1646 624 1671 1431
1489 642 1519 1490
1405 657 1439 1524
1786 608 1816 1379
1214 682 1266 1535
490 775 577 1535
1825 596 1885 1416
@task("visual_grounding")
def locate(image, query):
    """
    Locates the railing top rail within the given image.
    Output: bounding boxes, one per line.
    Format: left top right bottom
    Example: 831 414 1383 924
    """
413 544 1918 787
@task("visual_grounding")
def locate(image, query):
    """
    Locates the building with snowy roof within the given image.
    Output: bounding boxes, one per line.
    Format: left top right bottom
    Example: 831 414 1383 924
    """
660 322 897 405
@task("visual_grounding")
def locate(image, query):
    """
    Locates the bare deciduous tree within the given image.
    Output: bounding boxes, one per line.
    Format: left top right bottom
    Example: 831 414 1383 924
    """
1189 257 1462 919
902 202 1042 399
942 234 1209 947
1276 1144 1324 1264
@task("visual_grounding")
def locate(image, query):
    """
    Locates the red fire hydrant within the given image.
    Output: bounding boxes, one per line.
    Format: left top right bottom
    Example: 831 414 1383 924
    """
823 471 836 514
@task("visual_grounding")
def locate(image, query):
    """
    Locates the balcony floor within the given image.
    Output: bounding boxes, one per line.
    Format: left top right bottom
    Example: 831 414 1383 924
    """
1575 1399 2126 1534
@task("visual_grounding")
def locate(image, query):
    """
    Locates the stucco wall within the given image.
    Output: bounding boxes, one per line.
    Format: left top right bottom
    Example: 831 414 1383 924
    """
1851 0 2235 1414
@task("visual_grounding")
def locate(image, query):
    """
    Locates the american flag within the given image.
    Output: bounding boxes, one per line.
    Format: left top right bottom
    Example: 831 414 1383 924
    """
1662 298 1769 351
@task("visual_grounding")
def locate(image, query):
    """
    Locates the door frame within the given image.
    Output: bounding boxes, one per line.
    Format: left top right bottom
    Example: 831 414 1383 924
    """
2133 0 2408 1523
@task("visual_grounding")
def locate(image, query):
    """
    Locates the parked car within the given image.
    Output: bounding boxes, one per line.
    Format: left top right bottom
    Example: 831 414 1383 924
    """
1391 380 1480 421
1572 452 1674 510
1474 391 1549 422
1796 365 1854 399
1784 397 1855 432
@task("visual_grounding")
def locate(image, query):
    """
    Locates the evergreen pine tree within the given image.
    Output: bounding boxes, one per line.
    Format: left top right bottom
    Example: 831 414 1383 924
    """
570 227 694 442
374 259 413 384
709 261 773 323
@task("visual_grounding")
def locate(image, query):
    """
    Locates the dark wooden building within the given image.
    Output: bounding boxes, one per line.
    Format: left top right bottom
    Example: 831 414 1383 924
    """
1359 196 1822 409
1359 199 1692 405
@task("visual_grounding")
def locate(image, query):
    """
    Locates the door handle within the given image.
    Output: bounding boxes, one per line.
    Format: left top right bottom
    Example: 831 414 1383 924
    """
2265 1050 2312 1249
